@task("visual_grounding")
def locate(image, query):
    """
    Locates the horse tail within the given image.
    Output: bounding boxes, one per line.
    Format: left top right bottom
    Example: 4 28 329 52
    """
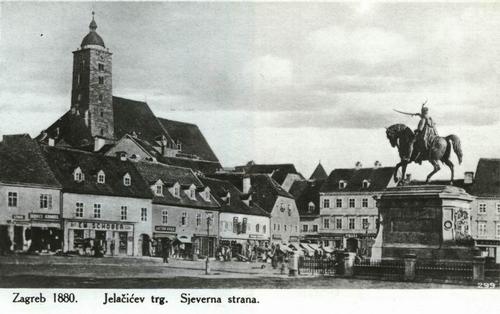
445 135 462 165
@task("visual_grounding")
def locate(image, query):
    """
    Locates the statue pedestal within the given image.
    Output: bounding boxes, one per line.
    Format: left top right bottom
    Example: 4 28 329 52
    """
372 185 474 261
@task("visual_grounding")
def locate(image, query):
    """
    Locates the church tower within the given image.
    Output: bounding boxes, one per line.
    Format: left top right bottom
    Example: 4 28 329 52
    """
71 12 114 141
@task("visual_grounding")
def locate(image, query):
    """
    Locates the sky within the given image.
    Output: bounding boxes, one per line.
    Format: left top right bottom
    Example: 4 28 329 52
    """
1 1 500 181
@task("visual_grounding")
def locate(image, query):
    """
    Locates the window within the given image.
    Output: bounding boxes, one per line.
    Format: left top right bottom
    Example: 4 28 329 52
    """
273 223 276 231
8 192 17 207
263 225 266 233
155 184 163 196
234 217 239 233
478 222 487 237
336 199 342 208
349 218 356 230
362 180 370 189
362 198 369 208
224 221 229 231
284 224 287 231
98 63 104 71
123 173 131 186
312 225 318 232
339 180 346 189
97 170 105 184
120 206 127 220
302 224 309 232
98 94 103 102
196 213 201 226
190 188 195 199
98 76 104 84
39 194 52 209
323 218 330 229
497 203 500 214
277 224 280 231
242 218 248 233
173 184 180 198
308 202 315 212
93 204 101 218
256 224 260 233
181 212 187 226
100 111 104 118
74 167 84 182
362 218 369 229
287 204 292 216
349 198 355 208
496 223 500 238
162 210 168 224
323 199 330 208
141 208 147 222
336 218 342 229
75 202 84 218
478 203 486 214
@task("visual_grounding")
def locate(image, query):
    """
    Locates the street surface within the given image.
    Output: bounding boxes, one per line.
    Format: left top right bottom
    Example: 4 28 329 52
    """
0 255 469 288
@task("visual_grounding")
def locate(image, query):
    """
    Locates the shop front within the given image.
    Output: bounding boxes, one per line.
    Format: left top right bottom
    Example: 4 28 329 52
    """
152 226 198 260
219 236 268 261
64 219 134 256
475 239 500 264
4 213 62 253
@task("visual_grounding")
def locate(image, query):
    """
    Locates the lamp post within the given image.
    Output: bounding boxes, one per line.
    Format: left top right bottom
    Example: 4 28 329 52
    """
205 212 213 275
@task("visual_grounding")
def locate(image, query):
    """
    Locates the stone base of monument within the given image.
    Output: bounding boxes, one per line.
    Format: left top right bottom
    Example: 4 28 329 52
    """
372 185 474 261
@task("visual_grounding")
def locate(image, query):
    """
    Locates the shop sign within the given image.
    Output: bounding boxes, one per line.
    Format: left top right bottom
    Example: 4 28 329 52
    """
12 215 26 220
272 234 282 240
155 225 176 232
69 221 133 231
249 234 263 239
29 213 60 220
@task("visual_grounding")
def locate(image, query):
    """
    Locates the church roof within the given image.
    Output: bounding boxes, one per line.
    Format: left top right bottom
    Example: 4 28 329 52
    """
470 158 500 197
289 179 323 218
309 163 328 181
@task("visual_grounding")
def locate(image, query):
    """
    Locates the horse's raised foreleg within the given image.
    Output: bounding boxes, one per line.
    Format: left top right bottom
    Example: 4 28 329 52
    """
393 161 402 183
426 160 441 183
443 159 454 185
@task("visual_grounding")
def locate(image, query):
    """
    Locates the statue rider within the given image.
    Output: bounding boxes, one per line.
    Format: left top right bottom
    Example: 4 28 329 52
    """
414 103 438 164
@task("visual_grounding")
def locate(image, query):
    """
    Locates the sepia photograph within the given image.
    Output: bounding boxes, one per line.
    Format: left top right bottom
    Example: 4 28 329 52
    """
1 1 500 292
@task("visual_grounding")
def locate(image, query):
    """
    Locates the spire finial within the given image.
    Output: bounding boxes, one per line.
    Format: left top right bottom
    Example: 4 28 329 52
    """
89 11 97 31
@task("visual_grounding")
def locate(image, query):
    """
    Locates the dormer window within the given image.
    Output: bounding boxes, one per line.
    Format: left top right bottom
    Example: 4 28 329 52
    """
123 173 131 186
176 139 182 150
97 170 105 184
203 187 211 202
171 182 180 198
308 202 315 213
339 180 346 189
153 180 163 196
74 167 84 182
190 186 196 200
362 179 370 189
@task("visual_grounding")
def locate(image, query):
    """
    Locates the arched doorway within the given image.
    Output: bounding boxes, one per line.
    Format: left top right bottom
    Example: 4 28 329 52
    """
140 234 151 256
346 238 358 253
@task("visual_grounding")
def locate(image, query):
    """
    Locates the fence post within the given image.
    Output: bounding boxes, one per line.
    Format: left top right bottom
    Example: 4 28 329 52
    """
403 254 417 281
343 252 356 277
472 256 485 281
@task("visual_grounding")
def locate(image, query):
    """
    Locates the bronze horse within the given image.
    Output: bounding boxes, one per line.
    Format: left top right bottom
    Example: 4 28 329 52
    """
386 124 462 185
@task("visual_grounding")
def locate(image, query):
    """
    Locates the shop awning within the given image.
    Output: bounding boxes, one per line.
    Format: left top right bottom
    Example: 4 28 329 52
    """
308 243 320 252
289 243 301 251
322 246 334 253
176 236 192 243
300 243 314 256
277 243 290 253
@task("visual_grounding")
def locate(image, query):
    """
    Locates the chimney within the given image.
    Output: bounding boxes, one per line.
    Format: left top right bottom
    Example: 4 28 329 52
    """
48 138 55 147
242 176 251 194
355 161 362 169
464 171 474 184
94 137 106 152
374 160 382 168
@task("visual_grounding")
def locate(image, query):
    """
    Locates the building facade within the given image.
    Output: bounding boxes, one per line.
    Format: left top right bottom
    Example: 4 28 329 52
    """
0 135 62 253
134 161 220 259
319 164 395 254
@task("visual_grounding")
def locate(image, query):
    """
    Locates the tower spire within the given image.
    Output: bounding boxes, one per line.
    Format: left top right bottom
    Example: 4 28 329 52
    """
89 11 97 31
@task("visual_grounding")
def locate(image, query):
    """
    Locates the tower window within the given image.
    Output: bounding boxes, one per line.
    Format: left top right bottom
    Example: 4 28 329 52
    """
100 129 104 136
100 111 104 117
98 63 104 71
99 94 103 102
98 77 104 84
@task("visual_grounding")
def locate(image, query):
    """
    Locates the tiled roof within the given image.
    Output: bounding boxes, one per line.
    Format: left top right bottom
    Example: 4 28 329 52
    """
158 156 222 175
37 111 94 149
470 158 500 197
245 163 299 185
309 163 328 181
134 161 219 209
289 179 324 218
112 96 174 145
247 174 295 213
0 134 61 188
320 167 394 193
200 177 269 217
158 118 220 163
206 172 245 191
40 145 152 198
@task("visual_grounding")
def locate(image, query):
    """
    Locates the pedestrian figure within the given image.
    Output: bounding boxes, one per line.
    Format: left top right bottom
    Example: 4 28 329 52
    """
162 241 169 264
110 240 115 257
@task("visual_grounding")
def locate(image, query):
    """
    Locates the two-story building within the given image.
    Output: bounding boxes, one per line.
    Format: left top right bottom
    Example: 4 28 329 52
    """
319 162 395 254
469 159 500 263
200 176 270 259
41 145 153 257
134 161 220 259
289 179 323 245
0 134 62 253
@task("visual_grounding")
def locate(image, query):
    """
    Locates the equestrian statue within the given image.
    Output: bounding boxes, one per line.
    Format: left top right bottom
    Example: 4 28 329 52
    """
386 101 463 185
